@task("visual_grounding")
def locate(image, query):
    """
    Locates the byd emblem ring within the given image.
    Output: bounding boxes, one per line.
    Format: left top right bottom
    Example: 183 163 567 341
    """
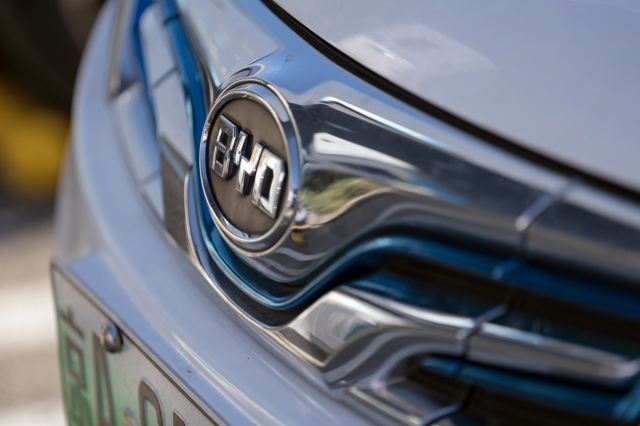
199 80 301 254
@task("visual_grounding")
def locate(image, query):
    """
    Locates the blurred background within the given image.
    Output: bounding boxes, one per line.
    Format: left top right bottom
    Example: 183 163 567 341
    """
0 0 102 424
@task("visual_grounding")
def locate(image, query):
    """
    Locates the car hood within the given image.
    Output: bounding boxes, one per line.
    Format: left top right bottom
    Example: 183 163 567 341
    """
273 0 640 192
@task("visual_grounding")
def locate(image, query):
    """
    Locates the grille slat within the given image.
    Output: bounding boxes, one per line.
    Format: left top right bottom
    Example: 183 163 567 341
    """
339 245 640 425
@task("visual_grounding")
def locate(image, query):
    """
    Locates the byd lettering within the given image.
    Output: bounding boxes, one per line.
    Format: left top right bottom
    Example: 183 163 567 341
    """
211 115 286 219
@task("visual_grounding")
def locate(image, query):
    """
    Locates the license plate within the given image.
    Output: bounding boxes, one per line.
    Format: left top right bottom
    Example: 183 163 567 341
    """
52 266 219 426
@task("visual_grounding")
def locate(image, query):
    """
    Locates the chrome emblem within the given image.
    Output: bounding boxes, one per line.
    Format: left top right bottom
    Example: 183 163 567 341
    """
211 115 286 219
199 81 300 253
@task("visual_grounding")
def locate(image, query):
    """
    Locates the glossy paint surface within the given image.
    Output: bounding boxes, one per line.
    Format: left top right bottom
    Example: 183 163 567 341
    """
272 0 640 193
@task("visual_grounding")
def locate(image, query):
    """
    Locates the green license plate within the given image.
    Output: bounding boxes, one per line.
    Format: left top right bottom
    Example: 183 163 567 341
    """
52 266 219 426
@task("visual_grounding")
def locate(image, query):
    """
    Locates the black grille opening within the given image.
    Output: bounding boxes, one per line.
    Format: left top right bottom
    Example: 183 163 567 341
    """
402 364 472 407
465 388 624 426
384 257 512 308
408 358 636 426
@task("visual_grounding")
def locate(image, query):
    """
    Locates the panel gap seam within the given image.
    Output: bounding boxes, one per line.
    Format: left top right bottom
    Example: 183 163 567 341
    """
515 176 581 257
461 304 507 358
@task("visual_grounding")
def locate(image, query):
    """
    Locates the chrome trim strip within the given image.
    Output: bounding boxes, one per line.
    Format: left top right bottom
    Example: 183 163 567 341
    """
346 386 460 426
276 287 476 384
468 322 640 387
319 96 455 155
527 182 640 285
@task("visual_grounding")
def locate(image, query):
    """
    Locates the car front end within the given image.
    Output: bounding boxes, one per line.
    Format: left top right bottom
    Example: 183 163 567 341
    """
53 1 640 425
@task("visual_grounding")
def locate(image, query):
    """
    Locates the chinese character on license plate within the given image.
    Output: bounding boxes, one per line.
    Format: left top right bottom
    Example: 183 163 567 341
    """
52 267 218 426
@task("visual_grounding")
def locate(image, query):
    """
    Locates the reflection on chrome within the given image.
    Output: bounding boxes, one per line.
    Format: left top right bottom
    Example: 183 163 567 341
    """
318 96 455 155
311 132 416 171
266 286 640 424
191 176 640 424
468 322 640 387
298 171 386 228
237 106 568 281
347 386 461 426
275 287 494 386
